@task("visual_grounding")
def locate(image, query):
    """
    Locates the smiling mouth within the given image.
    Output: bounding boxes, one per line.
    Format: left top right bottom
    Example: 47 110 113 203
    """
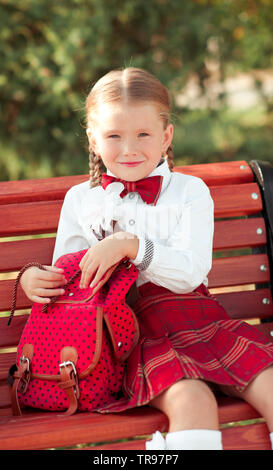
119 161 144 166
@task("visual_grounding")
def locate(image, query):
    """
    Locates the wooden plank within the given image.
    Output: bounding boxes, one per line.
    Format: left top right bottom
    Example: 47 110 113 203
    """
0 254 270 312
0 316 28 348
0 289 271 352
175 160 254 186
211 183 262 218
0 352 17 382
215 289 273 320
0 200 62 237
213 218 266 251
0 407 168 450
0 219 267 274
0 175 88 205
255 322 273 342
1 217 266 271
0 396 260 450
0 218 266 273
0 280 32 312
0 238 55 272
222 422 271 450
0 161 253 206
0 381 12 410
91 422 270 450
208 254 270 288
0 184 263 238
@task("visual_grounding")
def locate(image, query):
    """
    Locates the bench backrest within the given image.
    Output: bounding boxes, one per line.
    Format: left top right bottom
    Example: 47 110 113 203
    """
1 160 273 415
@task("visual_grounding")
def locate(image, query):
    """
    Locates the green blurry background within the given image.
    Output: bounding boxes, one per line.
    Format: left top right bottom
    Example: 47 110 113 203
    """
0 0 273 181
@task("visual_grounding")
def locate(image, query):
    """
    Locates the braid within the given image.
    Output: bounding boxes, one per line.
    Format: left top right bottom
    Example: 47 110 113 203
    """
165 145 175 172
89 147 103 188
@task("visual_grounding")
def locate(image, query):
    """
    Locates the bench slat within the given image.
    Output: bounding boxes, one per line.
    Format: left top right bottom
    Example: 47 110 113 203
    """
0 290 271 350
0 396 261 450
208 253 270 288
175 160 254 186
0 184 263 237
0 238 55 272
0 280 30 312
210 183 262 218
215 289 273 320
0 200 62 237
0 217 267 273
90 422 270 450
0 254 270 311
0 175 88 205
0 161 253 206
213 217 266 251
0 316 29 348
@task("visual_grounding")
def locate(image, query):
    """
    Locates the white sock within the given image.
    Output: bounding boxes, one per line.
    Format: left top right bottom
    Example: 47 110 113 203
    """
166 429 223 450
146 431 166 450
269 432 273 449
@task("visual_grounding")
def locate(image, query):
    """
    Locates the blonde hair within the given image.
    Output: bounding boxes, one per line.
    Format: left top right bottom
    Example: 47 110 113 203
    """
85 67 174 187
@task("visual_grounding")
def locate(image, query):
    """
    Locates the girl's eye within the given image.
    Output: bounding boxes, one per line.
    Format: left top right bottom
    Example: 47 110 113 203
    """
139 132 149 137
108 134 120 139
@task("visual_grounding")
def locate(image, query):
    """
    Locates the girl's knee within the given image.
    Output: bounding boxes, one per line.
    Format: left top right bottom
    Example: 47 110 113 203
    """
173 379 217 407
154 379 218 415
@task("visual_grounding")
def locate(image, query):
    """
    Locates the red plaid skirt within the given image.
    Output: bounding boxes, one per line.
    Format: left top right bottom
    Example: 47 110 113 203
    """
98 282 273 413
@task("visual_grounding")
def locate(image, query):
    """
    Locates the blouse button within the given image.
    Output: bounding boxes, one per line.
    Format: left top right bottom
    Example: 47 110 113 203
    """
129 219 135 225
129 193 135 199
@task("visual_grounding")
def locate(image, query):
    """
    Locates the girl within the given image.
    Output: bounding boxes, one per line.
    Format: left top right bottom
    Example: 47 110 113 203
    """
20 67 273 450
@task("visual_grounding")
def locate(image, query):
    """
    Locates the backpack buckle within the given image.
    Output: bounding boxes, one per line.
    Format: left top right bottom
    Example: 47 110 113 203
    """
59 360 77 377
20 355 30 371
58 358 79 415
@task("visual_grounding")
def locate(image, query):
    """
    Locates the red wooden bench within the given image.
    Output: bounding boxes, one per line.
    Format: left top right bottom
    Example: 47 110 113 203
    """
1 160 273 450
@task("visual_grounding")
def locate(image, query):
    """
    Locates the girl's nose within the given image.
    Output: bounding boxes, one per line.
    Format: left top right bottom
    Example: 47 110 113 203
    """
123 139 138 157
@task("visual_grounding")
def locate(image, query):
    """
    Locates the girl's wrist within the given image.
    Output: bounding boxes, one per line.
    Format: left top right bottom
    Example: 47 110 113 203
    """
111 231 139 260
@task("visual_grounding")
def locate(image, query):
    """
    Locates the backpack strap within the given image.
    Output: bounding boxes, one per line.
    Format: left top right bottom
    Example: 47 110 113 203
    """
10 343 34 416
58 346 79 416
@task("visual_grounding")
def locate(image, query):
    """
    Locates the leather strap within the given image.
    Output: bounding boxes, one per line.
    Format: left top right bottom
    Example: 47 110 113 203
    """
58 346 79 416
11 343 34 416
250 160 273 296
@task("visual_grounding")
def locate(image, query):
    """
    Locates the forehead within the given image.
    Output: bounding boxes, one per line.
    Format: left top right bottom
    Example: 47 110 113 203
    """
90 102 163 130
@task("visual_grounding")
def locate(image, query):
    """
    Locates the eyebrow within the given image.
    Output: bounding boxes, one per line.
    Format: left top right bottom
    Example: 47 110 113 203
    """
104 128 152 134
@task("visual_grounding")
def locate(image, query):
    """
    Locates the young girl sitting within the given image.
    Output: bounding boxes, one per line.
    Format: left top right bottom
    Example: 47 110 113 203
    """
20 67 273 450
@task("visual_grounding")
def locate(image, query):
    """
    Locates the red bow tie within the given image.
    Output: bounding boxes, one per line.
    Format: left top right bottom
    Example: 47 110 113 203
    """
101 174 163 205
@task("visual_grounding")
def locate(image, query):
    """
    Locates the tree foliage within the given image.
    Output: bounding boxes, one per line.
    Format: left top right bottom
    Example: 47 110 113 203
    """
1 0 273 180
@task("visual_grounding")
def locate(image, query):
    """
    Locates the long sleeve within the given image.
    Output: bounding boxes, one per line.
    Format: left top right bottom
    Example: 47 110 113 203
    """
131 177 214 293
52 184 97 265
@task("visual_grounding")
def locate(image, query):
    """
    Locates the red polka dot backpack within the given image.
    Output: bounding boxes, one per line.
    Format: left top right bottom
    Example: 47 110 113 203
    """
7 250 139 416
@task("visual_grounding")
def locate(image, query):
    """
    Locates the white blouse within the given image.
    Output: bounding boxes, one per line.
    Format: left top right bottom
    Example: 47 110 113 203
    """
52 159 214 294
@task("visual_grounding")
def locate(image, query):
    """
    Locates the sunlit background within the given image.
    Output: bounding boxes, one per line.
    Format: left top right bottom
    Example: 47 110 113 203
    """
1 0 272 181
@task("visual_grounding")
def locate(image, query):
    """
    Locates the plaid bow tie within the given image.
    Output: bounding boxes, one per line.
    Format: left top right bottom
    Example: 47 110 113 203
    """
101 173 163 205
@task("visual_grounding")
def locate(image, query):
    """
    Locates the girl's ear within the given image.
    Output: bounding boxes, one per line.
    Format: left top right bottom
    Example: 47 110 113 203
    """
162 124 174 153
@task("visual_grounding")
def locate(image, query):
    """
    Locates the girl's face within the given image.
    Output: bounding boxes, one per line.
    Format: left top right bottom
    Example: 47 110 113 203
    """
87 102 173 181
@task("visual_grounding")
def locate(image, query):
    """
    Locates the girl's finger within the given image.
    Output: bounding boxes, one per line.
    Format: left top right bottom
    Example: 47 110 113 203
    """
42 265 65 274
30 295 51 304
35 287 66 298
38 270 67 283
79 251 91 271
89 266 106 289
41 279 67 288
80 262 97 289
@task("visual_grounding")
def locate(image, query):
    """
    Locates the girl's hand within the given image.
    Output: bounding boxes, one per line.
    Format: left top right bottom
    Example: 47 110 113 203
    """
20 265 67 304
79 232 139 289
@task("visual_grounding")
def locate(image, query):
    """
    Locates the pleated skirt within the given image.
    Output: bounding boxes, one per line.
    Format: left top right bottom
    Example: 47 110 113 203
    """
98 282 273 413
